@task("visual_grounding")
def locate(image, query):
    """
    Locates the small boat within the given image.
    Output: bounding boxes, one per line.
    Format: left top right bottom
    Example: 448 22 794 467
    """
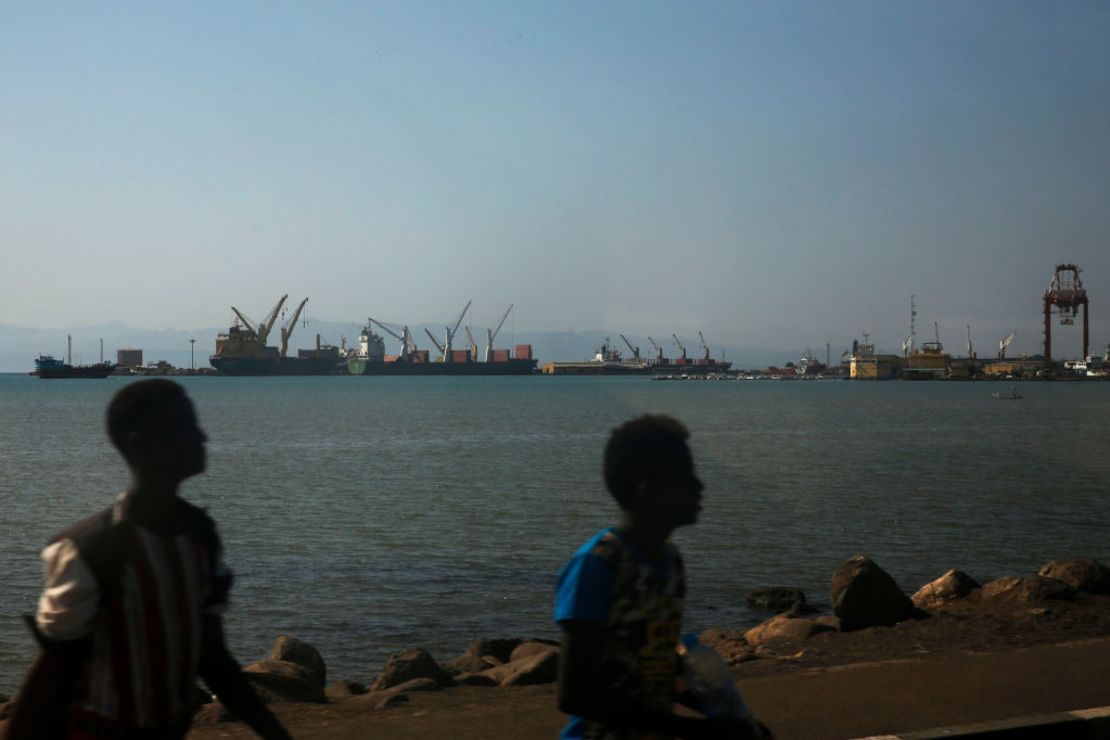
992 386 1023 400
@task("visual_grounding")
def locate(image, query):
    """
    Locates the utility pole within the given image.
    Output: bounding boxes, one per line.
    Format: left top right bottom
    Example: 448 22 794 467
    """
189 339 196 370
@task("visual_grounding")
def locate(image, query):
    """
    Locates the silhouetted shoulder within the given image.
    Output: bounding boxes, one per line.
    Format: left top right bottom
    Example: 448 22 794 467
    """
49 507 115 548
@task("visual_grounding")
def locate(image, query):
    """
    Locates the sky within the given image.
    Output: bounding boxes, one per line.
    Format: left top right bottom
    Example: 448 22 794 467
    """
2 1 1108 359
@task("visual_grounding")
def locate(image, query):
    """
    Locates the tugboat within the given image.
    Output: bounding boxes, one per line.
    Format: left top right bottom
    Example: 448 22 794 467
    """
33 336 114 379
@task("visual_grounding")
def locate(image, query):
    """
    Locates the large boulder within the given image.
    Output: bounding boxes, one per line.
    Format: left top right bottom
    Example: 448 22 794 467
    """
1038 559 1110 595
510 640 559 663
240 635 328 703
370 648 453 691
482 647 559 687
270 636 326 686
912 569 980 609
242 660 327 703
746 587 812 614
743 614 834 647
981 575 1075 603
442 638 526 675
830 555 916 631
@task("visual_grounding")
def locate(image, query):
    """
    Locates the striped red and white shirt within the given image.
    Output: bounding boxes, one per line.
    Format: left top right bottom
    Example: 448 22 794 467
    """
36 493 232 729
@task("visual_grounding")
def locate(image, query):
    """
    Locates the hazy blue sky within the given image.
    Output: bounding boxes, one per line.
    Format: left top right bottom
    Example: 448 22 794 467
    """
3 1 1108 358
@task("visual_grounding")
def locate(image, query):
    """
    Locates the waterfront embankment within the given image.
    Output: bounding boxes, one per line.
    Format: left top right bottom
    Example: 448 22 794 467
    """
5 556 1106 740
185 555 1110 739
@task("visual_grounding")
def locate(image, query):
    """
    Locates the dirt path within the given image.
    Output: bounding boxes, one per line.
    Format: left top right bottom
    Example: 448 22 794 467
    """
182 637 1110 739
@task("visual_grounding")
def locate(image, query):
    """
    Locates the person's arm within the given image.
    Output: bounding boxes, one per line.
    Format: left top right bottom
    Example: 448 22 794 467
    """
5 538 100 740
2 631 84 740
557 620 761 740
198 615 292 740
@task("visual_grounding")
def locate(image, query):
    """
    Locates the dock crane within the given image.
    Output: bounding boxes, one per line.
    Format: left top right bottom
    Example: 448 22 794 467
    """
464 326 479 359
423 328 446 359
672 334 687 361
998 331 1015 359
257 294 288 345
441 300 472 362
697 331 711 361
230 294 289 344
618 334 640 361
369 318 417 358
647 336 665 362
279 297 309 357
485 304 513 362
230 307 257 337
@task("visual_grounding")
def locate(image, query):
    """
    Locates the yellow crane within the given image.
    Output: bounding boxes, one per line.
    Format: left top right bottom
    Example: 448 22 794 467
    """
256 294 288 344
279 297 309 358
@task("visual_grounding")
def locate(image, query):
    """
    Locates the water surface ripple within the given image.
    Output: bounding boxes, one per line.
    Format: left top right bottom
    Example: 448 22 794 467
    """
1 375 1106 690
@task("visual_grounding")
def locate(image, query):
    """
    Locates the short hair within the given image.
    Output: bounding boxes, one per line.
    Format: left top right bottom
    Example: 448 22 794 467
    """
603 414 690 507
106 379 189 457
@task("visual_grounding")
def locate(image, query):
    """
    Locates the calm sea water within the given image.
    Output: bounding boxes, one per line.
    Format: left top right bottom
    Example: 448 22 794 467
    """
1 374 1107 691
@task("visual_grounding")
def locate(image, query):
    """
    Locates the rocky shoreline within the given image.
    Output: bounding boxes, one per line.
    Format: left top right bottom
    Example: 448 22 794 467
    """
2 555 1108 733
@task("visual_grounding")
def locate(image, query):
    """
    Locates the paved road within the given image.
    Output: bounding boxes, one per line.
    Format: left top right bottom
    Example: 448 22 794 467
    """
7 638 1109 739
741 637 1110 739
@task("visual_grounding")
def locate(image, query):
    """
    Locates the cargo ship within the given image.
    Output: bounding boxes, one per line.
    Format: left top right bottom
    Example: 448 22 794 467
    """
33 336 115 379
347 304 537 376
209 295 347 376
541 333 732 375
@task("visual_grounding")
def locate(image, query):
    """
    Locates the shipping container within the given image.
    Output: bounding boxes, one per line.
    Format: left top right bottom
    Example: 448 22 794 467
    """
491 349 511 362
449 349 471 362
695 359 710 366
384 354 399 362
515 344 533 360
411 350 430 363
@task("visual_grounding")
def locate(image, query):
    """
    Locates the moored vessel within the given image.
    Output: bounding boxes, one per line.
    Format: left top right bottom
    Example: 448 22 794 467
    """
347 303 537 376
209 295 347 376
541 332 732 375
33 336 114 379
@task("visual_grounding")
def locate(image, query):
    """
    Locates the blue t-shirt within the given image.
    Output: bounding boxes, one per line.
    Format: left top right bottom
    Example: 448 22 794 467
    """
554 528 686 740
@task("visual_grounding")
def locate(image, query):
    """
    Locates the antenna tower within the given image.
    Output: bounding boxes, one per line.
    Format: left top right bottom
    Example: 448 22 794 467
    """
909 294 917 354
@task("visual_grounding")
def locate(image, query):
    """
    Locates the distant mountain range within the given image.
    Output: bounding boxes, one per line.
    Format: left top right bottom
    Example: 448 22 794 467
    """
0 321 796 373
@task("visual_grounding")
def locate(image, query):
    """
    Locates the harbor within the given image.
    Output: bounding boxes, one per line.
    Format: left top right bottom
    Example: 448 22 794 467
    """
22 264 1108 382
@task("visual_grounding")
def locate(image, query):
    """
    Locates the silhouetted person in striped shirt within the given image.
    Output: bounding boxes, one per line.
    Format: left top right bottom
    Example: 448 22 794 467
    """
5 380 291 740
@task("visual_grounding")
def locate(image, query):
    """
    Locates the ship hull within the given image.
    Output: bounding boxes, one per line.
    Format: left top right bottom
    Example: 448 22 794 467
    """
348 358 537 376
542 361 732 375
34 364 115 379
209 356 346 376
653 362 732 374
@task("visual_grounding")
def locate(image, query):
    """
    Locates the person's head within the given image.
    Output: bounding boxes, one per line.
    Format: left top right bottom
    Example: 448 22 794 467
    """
106 379 207 482
603 414 702 529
